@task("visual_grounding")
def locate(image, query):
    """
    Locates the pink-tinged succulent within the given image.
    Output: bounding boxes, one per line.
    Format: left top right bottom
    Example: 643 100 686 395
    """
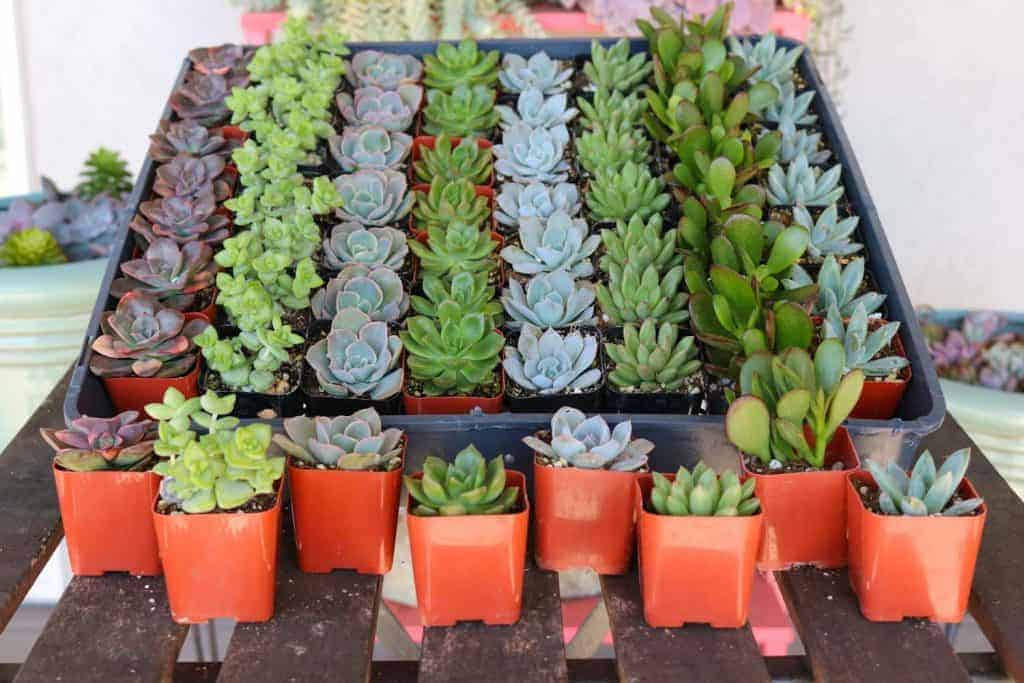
110 238 217 310
153 154 229 201
148 120 241 162
188 44 248 76
170 72 246 126
90 291 208 379
336 85 423 133
962 310 1005 346
133 192 230 246
40 412 156 472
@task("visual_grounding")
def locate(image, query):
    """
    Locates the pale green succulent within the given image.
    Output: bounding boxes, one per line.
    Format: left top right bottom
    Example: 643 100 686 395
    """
598 214 681 275
423 40 500 93
496 89 577 130
275 409 404 471
605 321 701 393
823 302 909 379
578 87 647 130
586 161 670 222
765 83 817 129
794 204 861 262
650 462 760 517
310 264 409 323
503 324 602 395
784 256 884 317
597 262 688 326
495 182 581 230
423 84 500 138
408 221 496 280
500 210 600 278
334 169 414 226
522 407 653 471
411 271 503 327
767 154 844 207
305 308 404 399
413 178 490 233
406 445 518 517
494 123 570 184
584 39 652 92
323 223 408 272
501 270 596 330
729 34 804 91
328 125 412 172
499 52 573 94
576 122 651 176
866 449 984 516
413 134 492 186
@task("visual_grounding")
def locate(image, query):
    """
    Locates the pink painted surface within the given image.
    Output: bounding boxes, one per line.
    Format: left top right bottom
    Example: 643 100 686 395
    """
770 9 812 41
240 11 287 45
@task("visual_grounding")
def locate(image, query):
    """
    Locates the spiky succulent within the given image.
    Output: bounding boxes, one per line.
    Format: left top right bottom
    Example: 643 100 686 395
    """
767 155 844 207
496 90 578 130
523 407 653 471
866 449 984 517
170 72 243 126
576 123 651 176
823 302 909 379
334 169 414 226
323 223 408 272
794 204 860 262
785 256 884 317
337 85 423 132
311 264 409 323
411 271 503 327
494 123 570 184
41 412 156 472
0 228 66 266
765 83 817 129
578 88 648 130
606 321 701 392
90 291 208 378
134 193 230 245
502 270 596 330
413 179 490 233
153 153 229 201
650 462 760 516
423 40 500 92
414 135 492 186
328 125 412 172
306 308 404 399
423 85 500 138
598 214 680 274
584 39 652 92
729 34 804 91
500 211 599 278
409 221 496 280
499 52 572 94
110 238 217 310
76 148 133 200
586 161 669 222
777 127 831 166
503 324 602 395
406 445 518 516
401 302 504 396
347 51 423 90
275 409 404 471
495 182 581 230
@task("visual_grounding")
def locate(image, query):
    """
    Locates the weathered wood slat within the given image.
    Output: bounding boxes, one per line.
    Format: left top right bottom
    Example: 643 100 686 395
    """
14 575 187 683
777 567 969 683
601 572 770 683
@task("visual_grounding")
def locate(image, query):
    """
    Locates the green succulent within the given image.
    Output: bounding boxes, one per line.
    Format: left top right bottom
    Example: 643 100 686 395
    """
584 39 652 92
413 178 490 233
413 134 492 186
76 147 133 200
195 318 303 394
423 85 500 138
408 221 496 280
0 228 67 266
411 271 503 328
823 302 910 379
598 213 681 276
576 122 651 176
650 462 760 516
865 449 984 517
423 40 500 93
586 161 670 223
606 321 701 393
597 262 688 326
405 444 519 516
672 132 780 221
578 87 648 130
783 256 884 318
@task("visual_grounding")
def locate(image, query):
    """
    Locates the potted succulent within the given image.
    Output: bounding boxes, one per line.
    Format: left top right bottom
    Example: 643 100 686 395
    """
725 340 864 570
411 134 494 189
110 239 220 323
500 210 599 280
501 269 597 330
405 444 527 626
229 1 288 45
411 179 493 241
849 449 986 622
604 321 704 414
274 410 405 574
494 122 572 185
494 181 581 236
329 125 413 175
40 412 162 576
637 462 762 628
502 323 604 412
524 408 653 574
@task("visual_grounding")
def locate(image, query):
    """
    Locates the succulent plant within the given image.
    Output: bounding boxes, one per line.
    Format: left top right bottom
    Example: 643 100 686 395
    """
306 308 404 399
765 83 817 129
584 39 652 92
347 51 423 90
979 341 1024 392
503 324 602 395
522 407 653 471
500 211 599 278
90 291 208 378
728 34 803 91
650 462 761 516
413 179 490 233
822 302 909 379
412 271 503 327
578 87 648 131
576 123 651 176
337 85 423 132
496 89 578 131
493 123 570 184
785 256 884 318
606 321 701 392
189 44 248 76
328 125 412 172
406 445 518 516
149 119 241 163
41 412 156 472
586 162 670 223
110 238 217 310
311 264 409 323
275 409 404 471
195 319 303 393
866 449 983 517
170 72 244 126
153 154 229 201
768 155 844 207
76 148 133 200
423 84 500 138
134 193 230 245
777 127 831 166
0 228 66 266
334 169 414 226
499 52 572 94
598 263 688 327
599 214 680 274
401 301 504 396
495 182 581 230
794 204 861 262
414 135 492 186
423 40 500 92
502 270 596 330
323 223 408 272
409 221 497 280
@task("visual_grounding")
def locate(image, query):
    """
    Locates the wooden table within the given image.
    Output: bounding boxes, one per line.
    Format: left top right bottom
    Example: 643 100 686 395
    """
1 372 1021 682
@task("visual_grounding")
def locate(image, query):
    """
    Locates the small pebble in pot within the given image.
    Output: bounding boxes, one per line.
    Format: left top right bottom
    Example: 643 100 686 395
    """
769 459 783 471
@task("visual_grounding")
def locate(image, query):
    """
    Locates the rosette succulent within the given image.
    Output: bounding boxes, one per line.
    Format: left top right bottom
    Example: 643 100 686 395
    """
328 125 412 172
170 72 244 126
347 51 423 90
576 123 651 176
41 412 156 472
583 39 652 92
153 154 230 201
597 262 688 326
598 214 680 275
578 88 647 130
778 128 831 166
523 407 653 471
134 193 230 245
148 119 240 162
110 238 217 310
323 223 408 272
767 155 844 207
414 135 492 186
980 342 1024 392
865 449 983 517
650 462 761 517
765 83 817 129
306 308 404 399
605 321 701 393
422 84 500 138
494 123 570 184
409 222 497 280
784 256 884 317
729 34 804 90
0 228 65 266
76 147 133 200
275 409 405 471
496 90 577 130
794 204 861 262
500 211 599 278
411 272 503 327
503 324 602 396
499 52 572 94
311 264 409 323
413 179 490 233
334 169 414 226
337 85 423 132
423 40 500 92
495 182 581 230
501 270 596 329
406 445 519 517
188 44 248 76
822 302 909 379
586 162 670 222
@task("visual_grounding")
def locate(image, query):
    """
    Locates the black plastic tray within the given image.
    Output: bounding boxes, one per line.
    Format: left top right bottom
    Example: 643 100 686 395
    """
62 37 945 479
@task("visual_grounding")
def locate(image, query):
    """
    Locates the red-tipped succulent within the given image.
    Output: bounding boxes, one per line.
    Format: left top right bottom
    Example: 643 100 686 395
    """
169 72 246 126
188 44 249 76
148 120 241 162
132 192 230 246
110 238 217 310
153 153 230 201
40 412 157 472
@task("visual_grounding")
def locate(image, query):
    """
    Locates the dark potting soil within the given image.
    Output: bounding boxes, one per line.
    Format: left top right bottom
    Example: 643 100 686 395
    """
155 491 278 516
186 287 217 315
404 369 503 399
289 458 399 474
743 455 849 476
205 359 300 397
855 481 983 517
769 198 856 227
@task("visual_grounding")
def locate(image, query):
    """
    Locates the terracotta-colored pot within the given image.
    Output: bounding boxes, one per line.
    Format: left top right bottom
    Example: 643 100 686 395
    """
153 484 283 624
239 10 287 45
636 473 763 628
288 442 404 574
102 359 201 414
851 323 911 420
739 426 860 570
532 456 637 574
410 136 495 189
847 471 986 622
407 470 528 626
402 353 505 415
214 125 249 144
185 292 217 325
53 464 162 576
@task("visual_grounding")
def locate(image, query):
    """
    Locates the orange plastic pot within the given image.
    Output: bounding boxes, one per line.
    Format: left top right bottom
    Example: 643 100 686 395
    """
101 359 201 414
185 293 217 325
288 443 404 574
407 470 528 626
153 484 283 624
52 464 162 576
410 136 495 189
636 474 763 628
740 427 860 570
847 471 986 622
533 457 637 574
402 352 505 415
851 326 911 419
214 125 249 144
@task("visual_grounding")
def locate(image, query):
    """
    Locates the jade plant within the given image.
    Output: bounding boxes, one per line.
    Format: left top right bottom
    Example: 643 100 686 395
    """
411 272 503 327
423 84 500 138
522 407 653 471
311 264 409 323
576 123 651 176
495 182 581 230
499 52 572 94
583 39 652 92
496 90 577 130
41 412 156 472
195 317 304 394
274 409 405 471
334 169 414 227
823 303 909 379
423 40 500 92
784 256 884 318
494 123 570 184
650 462 760 516
586 162 670 223
408 222 496 280
605 321 701 393
405 444 518 516
305 308 404 400
502 270 597 330
110 238 217 311
346 51 423 90
414 135 492 186
503 324 602 396
336 85 423 132
328 125 412 172
500 211 599 278
323 223 408 272
413 179 490 233
767 154 844 207
865 449 984 516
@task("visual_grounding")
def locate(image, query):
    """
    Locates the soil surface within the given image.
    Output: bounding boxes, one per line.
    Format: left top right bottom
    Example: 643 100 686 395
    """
855 480 983 516
405 369 502 399
744 454 850 475
155 491 278 516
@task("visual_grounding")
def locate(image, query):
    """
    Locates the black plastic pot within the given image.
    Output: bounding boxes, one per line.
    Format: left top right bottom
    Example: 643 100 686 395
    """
503 326 605 414
301 361 403 416
200 366 304 419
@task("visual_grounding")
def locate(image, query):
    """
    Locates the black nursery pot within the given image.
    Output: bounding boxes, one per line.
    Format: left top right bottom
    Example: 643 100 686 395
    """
503 327 605 413
602 326 704 415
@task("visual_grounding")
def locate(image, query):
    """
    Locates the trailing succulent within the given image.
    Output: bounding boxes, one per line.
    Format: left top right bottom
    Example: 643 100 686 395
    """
576 123 651 176
784 256 884 318
502 269 597 330
406 445 519 517
584 39 652 92
423 84 501 138
110 238 217 310
605 321 701 393
494 123 571 184
311 264 409 323
413 179 490 233
196 317 303 394
409 222 497 280
865 449 984 517
767 154 844 207
306 308 404 400
523 407 653 471
334 169 414 227
323 223 408 272
414 135 492 186
275 409 405 471
423 40 500 92
586 162 670 223
328 125 413 172
650 462 760 516
822 303 909 379
496 90 577 131
412 272 503 328
503 324 602 396
337 85 423 132
346 51 423 90
501 211 599 278
499 51 572 94
495 182 581 231
41 412 156 473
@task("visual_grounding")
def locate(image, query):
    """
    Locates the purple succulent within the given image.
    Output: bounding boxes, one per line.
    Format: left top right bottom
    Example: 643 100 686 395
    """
0 199 36 240
40 411 156 472
110 238 218 310
188 44 248 76
133 192 230 246
962 310 1005 346
153 154 229 201
169 72 246 126
148 119 241 162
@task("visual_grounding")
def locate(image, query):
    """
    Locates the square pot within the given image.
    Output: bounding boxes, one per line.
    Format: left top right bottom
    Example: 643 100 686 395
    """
53 464 162 576
532 456 637 574
740 427 860 570
101 359 200 415
402 362 505 415
407 470 528 626
846 471 986 622
153 484 283 624
851 322 911 420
